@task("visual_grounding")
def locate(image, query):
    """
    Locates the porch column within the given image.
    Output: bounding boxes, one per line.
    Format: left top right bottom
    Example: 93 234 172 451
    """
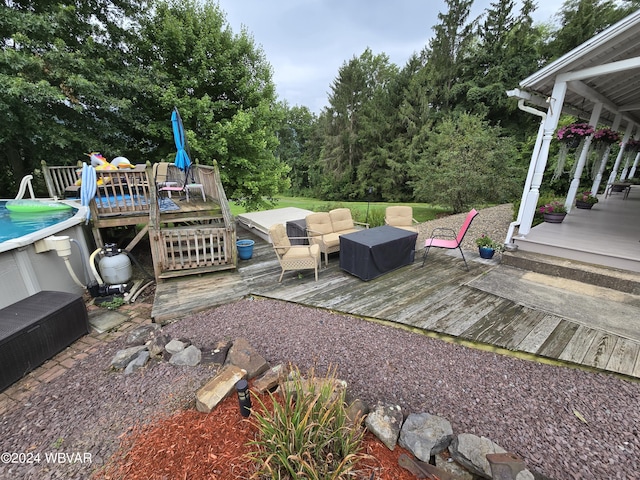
620 133 639 179
629 150 639 178
519 81 567 236
605 118 631 188
592 114 625 194
565 102 602 212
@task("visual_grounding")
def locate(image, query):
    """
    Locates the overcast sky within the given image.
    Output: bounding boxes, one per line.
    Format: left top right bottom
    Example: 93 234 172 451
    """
215 1 560 114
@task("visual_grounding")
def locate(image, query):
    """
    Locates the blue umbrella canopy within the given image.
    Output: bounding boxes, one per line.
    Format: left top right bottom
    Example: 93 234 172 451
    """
171 107 191 173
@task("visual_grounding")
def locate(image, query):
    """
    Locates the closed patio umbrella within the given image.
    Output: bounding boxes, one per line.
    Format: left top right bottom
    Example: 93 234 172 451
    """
171 107 192 176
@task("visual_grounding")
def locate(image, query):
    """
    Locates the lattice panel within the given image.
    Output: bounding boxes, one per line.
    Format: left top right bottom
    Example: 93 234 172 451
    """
160 227 230 271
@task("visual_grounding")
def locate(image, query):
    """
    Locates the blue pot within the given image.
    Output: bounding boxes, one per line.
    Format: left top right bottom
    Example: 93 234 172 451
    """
236 239 255 260
478 246 495 259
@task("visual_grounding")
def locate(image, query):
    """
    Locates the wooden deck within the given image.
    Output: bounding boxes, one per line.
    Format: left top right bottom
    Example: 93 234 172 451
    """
41 161 237 279
153 228 640 380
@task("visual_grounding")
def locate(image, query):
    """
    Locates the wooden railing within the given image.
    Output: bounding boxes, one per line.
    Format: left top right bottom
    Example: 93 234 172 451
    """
41 161 81 198
148 161 236 279
90 165 151 217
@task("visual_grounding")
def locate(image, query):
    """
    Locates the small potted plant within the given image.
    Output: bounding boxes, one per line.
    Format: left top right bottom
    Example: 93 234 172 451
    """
575 191 599 209
475 235 503 259
539 201 567 223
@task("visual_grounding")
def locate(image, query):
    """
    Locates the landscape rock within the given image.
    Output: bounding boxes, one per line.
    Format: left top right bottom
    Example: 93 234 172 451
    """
364 403 404 450
435 453 474 480
252 364 286 393
124 350 150 375
196 365 247 413
165 339 187 355
449 433 507 478
110 345 148 370
169 345 202 366
125 324 161 346
225 337 269 378
148 334 170 357
399 412 453 461
345 399 369 427
201 340 232 366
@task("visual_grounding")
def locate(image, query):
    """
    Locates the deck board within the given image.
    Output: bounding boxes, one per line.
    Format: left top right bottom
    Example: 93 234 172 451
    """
152 230 640 379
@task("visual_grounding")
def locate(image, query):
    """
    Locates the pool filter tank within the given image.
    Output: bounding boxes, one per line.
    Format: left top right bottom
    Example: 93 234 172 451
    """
98 243 133 285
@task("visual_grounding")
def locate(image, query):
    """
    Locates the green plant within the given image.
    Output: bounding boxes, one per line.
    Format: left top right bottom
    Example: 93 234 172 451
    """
538 200 567 214
576 191 599 205
247 365 366 479
475 235 503 252
97 296 125 310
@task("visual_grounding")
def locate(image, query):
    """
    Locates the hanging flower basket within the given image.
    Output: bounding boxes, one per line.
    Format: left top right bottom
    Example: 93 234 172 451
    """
593 127 620 145
556 123 595 146
624 139 640 153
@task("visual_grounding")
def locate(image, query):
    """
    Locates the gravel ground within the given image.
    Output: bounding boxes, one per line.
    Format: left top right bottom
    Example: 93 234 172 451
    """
416 203 516 251
1 205 639 479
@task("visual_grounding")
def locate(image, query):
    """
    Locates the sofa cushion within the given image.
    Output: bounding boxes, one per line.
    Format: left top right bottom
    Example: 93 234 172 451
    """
306 212 333 235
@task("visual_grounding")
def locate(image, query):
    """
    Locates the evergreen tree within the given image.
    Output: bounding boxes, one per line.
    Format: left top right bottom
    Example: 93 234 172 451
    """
547 0 635 58
423 0 476 115
318 48 395 200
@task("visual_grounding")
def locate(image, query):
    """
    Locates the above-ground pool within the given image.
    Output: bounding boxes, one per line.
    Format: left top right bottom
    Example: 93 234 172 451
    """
0 199 91 309
0 200 78 246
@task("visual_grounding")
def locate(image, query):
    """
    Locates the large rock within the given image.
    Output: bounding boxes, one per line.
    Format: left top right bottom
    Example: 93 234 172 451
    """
449 433 507 478
169 345 202 366
196 365 247 413
252 364 286 393
201 340 232 366
124 350 150 375
165 339 187 355
225 337 269 378
364 403 404 450
345 399 369 427
110 345 148 370
399 412 453 461
148 334 170 357
125 324 161 346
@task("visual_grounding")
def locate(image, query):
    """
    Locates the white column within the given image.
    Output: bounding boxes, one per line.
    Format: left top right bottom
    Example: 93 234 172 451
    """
565 103 602 212
592 114 625 195
629 151 639 178
519 81 567 236
620 134 639 179
605 118 631 188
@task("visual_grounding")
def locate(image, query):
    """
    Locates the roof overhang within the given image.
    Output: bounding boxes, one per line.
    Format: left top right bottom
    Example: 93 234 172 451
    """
513 10 640 129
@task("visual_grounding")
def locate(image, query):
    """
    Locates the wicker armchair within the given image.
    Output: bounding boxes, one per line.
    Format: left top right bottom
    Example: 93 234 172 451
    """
269 223 321 282
385 206 419 232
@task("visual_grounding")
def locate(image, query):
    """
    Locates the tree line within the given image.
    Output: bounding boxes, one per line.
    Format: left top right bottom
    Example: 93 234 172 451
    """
2 0 638 211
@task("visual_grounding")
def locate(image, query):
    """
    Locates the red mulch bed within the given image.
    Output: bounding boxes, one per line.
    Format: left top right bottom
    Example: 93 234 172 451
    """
94 389 416 480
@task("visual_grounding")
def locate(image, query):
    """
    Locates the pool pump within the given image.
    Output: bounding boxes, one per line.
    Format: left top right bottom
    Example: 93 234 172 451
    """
89 243 133 297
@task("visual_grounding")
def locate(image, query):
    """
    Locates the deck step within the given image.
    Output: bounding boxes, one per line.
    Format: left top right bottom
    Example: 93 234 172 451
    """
502 250 640 295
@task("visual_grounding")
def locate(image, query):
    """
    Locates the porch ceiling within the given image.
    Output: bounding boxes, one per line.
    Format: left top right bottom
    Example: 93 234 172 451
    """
518 10 640 128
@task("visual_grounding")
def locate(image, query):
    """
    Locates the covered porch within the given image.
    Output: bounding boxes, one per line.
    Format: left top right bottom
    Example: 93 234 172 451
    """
507 9 640 273
513 184 640 273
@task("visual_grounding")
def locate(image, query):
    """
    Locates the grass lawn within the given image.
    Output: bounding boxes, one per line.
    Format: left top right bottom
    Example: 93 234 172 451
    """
229 196 451 226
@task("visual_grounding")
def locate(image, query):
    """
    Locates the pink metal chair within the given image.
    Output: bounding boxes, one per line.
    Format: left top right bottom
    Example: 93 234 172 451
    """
421 209 478 271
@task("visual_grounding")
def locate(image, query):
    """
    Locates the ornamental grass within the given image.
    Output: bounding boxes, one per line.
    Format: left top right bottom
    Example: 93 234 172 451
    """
247 365 367 480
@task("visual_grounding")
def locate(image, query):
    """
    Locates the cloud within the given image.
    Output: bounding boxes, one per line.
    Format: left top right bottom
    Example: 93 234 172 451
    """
217 0 560 113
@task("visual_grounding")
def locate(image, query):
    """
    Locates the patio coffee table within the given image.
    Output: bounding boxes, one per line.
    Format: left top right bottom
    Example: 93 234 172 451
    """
339 225 418 281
